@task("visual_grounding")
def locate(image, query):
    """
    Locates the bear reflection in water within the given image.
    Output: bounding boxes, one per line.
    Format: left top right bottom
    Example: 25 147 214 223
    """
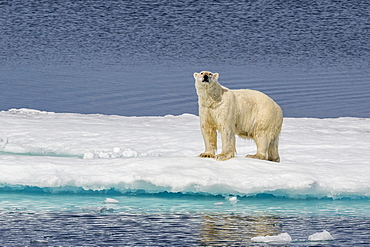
198 214 282 245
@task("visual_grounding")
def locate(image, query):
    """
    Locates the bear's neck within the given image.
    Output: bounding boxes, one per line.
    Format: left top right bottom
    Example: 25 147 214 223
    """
196 81 224 108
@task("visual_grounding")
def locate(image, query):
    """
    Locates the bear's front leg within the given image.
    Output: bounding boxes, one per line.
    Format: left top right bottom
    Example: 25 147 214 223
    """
199 124 217 158
215 127 236 161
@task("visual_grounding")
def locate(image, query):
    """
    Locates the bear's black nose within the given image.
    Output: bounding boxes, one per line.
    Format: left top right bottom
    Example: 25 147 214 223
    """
202 75 209 82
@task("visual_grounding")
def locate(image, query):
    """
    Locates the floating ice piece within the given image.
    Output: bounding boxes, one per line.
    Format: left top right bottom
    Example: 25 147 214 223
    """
104 198 120 204
228 196 238 204
30 239 49 244
308 230 334 241
214 202 224 206
251 233 292 244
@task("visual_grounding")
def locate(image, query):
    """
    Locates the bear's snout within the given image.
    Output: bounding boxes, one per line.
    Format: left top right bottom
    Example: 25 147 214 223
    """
202 75 209 82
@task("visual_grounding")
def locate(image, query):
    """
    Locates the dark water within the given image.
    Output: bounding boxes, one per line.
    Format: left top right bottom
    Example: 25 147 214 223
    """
2 210 370 246
2 193 370 246
1 193 370 246
1 0 369 117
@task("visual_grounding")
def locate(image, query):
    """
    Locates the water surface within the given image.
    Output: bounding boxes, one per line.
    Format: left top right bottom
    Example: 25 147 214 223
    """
1 0 369 117
1 193 370 246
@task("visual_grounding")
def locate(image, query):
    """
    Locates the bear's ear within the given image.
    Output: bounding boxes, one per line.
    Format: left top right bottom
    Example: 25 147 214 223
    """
213 73 219 80
193 72 199 79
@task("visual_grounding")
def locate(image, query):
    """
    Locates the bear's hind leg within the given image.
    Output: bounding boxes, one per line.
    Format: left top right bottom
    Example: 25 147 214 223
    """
268 136 280 162
246 134 269 161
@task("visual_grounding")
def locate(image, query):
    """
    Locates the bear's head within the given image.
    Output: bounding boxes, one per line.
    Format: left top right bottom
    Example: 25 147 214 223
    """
194 71 219 84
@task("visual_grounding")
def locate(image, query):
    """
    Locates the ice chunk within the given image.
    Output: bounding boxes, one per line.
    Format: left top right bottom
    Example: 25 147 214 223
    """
30 239 49 244
122 148 138 158
228 196 238 204
308 230 334 241
104 198 120 204
251 233 292 244
214 202 224 206
97 151 111 159
83 152 95 159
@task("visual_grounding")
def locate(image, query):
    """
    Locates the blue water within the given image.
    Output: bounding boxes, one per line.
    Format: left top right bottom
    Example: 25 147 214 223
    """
1 0 369 117
1 193 370 246
1 0 370 245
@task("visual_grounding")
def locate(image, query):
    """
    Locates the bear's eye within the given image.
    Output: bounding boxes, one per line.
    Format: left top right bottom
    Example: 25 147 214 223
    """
200 72 203 75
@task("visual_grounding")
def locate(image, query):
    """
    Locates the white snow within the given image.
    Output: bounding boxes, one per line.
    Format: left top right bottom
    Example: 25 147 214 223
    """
0 108 370 198
308 230 334 241
251 232 292 244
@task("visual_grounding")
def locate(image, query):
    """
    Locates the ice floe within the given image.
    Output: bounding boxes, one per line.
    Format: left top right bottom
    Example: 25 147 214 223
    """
308 230 334 241
251 232 292 244
0 109 370 198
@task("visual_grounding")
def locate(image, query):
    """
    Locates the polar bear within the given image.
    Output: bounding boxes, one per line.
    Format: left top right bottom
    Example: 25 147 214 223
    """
194 71 283 162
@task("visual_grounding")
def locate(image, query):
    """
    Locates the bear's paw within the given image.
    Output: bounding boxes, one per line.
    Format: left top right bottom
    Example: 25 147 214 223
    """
246 154 268 161
198 153 215 159
215 153 234 161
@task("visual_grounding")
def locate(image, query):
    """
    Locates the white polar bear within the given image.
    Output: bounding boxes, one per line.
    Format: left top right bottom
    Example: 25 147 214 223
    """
194 71 283 162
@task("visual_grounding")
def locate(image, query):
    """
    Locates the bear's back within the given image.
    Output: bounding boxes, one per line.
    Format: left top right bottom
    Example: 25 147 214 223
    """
231 89 278 108
231 88 283 126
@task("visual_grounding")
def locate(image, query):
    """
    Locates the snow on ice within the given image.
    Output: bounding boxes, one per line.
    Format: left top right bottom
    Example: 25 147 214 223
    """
0 108 370 198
